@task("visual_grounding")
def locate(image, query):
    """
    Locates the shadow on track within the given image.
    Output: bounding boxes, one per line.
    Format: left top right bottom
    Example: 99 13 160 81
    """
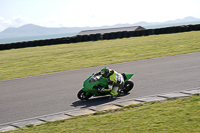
71 93 130 108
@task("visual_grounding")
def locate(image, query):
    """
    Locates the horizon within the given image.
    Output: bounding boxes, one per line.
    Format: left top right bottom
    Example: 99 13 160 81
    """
1 19 200 44
1 0 200 32
2 16 200 30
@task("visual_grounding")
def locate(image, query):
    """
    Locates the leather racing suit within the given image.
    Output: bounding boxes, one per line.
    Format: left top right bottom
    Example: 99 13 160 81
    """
95 69 124 98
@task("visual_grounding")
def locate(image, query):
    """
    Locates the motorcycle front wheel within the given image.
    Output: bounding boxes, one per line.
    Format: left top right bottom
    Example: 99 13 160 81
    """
77 90 92 100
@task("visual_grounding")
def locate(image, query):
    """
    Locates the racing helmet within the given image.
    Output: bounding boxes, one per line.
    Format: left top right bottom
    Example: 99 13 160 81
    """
101 67 110 78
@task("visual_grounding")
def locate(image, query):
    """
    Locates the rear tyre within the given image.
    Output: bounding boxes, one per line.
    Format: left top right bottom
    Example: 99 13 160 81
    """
123 80 134 93
77 90 92 100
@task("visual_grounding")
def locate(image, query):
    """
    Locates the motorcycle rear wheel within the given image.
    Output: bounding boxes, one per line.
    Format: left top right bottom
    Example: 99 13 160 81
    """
77 90 92 100
123 80 134 93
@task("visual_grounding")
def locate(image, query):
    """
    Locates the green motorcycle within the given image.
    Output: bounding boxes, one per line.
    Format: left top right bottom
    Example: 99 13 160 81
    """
77 73 134 100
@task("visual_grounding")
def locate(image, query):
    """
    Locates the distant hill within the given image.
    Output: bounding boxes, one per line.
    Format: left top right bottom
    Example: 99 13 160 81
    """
111 16 200 28
0 24 92 39
0 16 200 39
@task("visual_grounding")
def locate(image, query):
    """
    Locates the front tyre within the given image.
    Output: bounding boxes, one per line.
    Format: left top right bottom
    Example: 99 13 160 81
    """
77 90 92 100
123 80 134 93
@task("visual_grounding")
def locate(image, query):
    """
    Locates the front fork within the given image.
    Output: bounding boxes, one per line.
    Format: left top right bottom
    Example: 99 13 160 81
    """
81 88 90 96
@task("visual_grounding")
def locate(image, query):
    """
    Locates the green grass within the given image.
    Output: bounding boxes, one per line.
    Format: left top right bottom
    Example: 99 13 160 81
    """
9 94 200 133
1 31 200 80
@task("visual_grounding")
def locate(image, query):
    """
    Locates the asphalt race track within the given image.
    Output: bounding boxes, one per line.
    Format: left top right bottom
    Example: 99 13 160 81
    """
0 52 200 125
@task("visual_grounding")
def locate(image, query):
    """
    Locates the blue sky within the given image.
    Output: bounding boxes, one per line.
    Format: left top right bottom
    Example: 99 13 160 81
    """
0 0 200 32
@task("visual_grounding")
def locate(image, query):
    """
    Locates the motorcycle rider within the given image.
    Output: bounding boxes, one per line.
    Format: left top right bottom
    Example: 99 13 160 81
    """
94 67 124 99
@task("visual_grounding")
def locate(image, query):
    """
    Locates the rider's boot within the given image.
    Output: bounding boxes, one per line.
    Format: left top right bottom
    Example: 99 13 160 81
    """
110 90 118 99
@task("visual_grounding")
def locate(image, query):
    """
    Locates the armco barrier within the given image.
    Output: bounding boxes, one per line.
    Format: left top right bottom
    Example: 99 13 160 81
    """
34 40 40 47
19 42 25 48
42 39 49 46
188 24 199 31
22 42 28 48
141 30 147 36
116 31 123 38
159 28 166 34
135 30 142 36
178 26 185 32
90 34 96 41
141 29 153 36
0 44 4 50
9 43 15 49
75 35 82 42
82 35 89 42
95 33 102 40
146 29 154 35
51 38 60 45
195 24 200 30
66 37 72 44
85 35 90 42
122 31 128 38
89 34 95 41
110 32 116 39
128 31 135 37
61 38 69 44
56 38 63 44
26 41 31 47
154 28 161 35
177 26 185 33
102 33 110 40
5 44 10 49
164 27 172 34
88 33 102 41
166 27 174 34
0 24 200 51
50 38 58 44
59 37 68 44
30 41 35 47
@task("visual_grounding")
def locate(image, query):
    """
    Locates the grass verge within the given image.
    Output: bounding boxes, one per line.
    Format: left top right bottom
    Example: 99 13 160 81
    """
1 31 200 80
8 94 200 133
0 31 200 80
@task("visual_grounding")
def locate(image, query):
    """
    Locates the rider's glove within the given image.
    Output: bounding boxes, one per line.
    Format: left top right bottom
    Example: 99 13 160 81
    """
98 87 105 92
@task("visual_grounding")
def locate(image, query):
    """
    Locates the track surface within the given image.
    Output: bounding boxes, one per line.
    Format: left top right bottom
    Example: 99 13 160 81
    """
1 52 200 124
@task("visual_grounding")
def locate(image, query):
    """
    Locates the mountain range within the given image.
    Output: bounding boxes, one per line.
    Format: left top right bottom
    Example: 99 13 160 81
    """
0 16 200 39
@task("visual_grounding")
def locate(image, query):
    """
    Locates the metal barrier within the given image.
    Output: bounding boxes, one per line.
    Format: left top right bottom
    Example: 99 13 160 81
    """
0 24 200 50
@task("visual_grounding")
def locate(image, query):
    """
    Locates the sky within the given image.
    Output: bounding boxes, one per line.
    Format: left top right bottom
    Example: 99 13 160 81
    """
0 0 200 32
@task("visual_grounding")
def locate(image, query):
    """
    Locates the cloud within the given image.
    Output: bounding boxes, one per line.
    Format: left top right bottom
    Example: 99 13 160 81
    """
11 16 31 26
0 16 32 32
0 17 10 32
0 16 68 32
33 18 65 28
